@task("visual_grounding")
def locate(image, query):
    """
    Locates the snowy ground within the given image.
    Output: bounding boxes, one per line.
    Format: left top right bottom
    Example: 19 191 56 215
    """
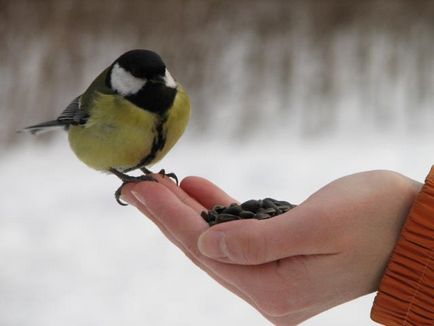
1 131 433 326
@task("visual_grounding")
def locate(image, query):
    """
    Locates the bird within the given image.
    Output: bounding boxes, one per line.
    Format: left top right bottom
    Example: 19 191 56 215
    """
22 49 191 205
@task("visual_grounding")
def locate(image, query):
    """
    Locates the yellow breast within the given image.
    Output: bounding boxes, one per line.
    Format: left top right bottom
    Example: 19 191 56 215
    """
152 85 191 165
68 87 190 172
68 93 157 171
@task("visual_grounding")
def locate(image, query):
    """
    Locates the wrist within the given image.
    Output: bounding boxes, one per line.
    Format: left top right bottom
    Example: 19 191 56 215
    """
371 167 434 325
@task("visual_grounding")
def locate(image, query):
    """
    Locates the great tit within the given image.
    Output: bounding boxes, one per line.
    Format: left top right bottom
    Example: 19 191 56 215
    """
23 49 191 205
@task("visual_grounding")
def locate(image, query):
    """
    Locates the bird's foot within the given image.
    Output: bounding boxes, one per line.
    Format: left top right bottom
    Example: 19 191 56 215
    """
110 168 157 206
158 169 179 185
141 167 179 185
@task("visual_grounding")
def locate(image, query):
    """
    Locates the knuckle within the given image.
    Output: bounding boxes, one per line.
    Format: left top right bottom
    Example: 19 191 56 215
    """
243 242 265 265
228 223 268 264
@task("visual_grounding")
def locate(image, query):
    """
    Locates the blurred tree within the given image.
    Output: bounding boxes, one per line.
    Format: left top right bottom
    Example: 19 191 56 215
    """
1 0 434 148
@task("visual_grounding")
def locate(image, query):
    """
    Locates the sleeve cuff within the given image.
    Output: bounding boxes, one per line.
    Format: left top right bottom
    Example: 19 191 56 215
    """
371 166 434 325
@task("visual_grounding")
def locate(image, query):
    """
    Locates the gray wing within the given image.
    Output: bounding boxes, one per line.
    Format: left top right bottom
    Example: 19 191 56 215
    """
22 96 88 135
57 96 89 125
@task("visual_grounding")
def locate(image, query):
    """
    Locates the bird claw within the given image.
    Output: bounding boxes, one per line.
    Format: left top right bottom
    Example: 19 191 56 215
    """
157 169 179 185
140 167 179 185
115 185 129 206
111 167 179 206
110 168 157 206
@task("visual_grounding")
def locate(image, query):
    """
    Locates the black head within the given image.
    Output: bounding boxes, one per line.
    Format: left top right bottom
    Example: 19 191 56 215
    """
106 49 178 114
116 49 166 80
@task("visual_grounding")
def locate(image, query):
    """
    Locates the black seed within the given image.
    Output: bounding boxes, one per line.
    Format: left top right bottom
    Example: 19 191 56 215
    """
239 211 255 219
210 211 219 220
263 207 276 215
241 200 261 212
201 211 210 221
216 213 239 223
223 205 242 215
212 205 226 213
255 213 271 219
204 198 297 226
263 198 279 211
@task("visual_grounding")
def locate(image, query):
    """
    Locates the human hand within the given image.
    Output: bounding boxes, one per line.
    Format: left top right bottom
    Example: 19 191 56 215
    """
121 171 421 325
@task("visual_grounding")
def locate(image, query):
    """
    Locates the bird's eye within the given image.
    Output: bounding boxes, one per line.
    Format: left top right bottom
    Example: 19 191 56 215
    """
132 68 147 79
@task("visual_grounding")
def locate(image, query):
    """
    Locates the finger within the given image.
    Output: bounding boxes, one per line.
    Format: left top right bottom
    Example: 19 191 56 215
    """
122 183 204 260
122 182 260 310
178 177 339 264
151 174 205 213
125 180 328 318
197 203 341 265
127 181 209 255
180 176 238 209
122 183 193 248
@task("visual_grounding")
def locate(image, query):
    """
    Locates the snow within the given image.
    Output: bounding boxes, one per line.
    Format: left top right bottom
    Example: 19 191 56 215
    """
1 130 434 325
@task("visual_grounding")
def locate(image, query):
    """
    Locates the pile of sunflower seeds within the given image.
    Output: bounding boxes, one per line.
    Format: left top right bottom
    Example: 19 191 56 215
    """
201 198 296 226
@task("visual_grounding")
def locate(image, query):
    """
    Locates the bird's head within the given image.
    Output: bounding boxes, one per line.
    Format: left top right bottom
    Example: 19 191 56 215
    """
106 49 177 96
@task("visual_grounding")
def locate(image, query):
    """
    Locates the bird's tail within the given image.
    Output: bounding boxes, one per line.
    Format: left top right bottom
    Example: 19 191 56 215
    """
19 120 67 135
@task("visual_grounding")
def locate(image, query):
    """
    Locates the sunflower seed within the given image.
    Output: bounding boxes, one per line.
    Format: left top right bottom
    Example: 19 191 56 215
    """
212 205 226 214
201 198 296 225
239 211 255 218
263 198 279 210
223 205 242 215
241 200 261 212
263 207 277 215
255 212 271 219
216 213 239 223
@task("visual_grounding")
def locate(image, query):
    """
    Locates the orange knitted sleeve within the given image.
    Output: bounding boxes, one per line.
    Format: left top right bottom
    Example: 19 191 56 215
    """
371 166 434 325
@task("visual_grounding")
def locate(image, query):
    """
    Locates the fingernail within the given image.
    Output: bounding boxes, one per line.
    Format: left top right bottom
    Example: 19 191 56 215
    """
198 231 228 259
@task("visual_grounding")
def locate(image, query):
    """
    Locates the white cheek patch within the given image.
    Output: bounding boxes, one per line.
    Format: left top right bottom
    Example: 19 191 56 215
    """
164 69 177 88
110 63 146 95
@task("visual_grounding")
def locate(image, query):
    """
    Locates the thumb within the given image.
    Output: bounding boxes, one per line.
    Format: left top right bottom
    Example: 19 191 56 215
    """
197 205 339 265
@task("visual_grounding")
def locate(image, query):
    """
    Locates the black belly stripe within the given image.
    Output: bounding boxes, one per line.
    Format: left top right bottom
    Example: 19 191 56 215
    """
126 116 168 172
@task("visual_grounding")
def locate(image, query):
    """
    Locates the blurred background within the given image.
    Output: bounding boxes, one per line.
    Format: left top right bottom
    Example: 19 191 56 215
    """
1 1 434 325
